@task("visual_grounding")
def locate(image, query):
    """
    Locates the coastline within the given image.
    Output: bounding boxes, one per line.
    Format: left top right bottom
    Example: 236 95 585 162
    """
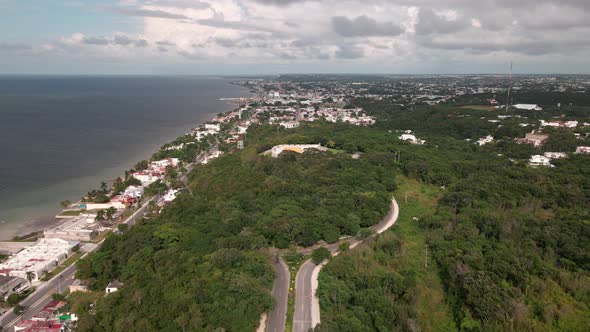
0 83 251 241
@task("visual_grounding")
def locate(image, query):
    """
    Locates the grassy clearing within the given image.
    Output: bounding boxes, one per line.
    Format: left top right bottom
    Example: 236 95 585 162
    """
459 105 494 111
392 176 456 331
58 210 83 217
41 252 83 281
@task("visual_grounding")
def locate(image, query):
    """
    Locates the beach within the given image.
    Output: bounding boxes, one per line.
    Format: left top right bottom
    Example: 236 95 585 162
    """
0 76 249 240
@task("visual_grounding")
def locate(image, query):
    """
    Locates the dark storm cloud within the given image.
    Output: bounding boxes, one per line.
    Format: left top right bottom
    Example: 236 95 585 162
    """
332 15 403 37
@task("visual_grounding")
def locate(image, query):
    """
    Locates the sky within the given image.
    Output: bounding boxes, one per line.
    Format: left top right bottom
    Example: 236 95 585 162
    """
1 0 589 75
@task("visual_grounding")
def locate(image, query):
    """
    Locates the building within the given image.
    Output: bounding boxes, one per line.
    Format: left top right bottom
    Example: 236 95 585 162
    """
399 133 426 145
123 185 143 199
575 146 590 154
204 123 221 132
131 171 161 186
69 279 88 293
516 132 549 147
44 214 98 242
162 189 179 204
477 135 494 146
279 121 300 129
237 134 245 150
151 158 179 169
269 144 328 158
106 280 123 294
14 320 64 332
544 152 568 159
529 155 552 167
513 104 542 111
0 275 29 301
0 239 79 281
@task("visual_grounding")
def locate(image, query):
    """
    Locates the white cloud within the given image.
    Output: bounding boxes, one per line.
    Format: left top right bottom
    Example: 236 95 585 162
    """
13 0 590 73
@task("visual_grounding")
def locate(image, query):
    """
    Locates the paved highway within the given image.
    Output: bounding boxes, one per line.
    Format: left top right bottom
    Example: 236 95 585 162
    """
265 257 289 332
0 257 78 331
292 198 399 332
0 183 170 331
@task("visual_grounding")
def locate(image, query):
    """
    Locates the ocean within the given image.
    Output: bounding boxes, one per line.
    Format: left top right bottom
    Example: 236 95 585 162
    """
0 76 249 239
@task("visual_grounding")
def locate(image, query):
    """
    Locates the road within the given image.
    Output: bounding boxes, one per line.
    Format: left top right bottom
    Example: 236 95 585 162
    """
292 259 316 332
0 122 228 331
0 257 78 331
292 197 399 332
0 191 160 331
265 257 289 332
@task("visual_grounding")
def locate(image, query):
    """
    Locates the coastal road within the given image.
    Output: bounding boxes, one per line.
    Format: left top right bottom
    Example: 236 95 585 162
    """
265 257 290 332
0 194 156 331
292 198 399 332
0 260 77 331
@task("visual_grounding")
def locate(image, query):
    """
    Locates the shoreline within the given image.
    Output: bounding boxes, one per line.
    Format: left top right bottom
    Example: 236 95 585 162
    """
0 87 251 241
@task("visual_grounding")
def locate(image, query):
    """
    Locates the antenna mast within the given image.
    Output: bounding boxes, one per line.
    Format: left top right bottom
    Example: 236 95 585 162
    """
506 61 512 111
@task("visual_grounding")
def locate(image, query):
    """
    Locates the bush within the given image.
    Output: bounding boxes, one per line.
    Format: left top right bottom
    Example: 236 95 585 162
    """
311 247 331 265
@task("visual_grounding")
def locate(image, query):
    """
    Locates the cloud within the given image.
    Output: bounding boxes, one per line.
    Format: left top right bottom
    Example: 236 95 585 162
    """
332 15 404 37
113 7 189 19
335 44 364 59
82 36 110 45
249 0 311 7
0 43 32 51
11 0 590 73
415 8 470 35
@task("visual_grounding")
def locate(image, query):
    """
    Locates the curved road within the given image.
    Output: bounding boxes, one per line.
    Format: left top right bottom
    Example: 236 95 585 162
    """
293 197 399 332
265 257 290 332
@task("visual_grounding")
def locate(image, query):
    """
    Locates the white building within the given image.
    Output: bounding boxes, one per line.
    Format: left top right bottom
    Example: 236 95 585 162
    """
123 185 143 199
163 189 179 203
514 104 542 111
44 213 98 241
529 155 552 167
575 146 590 154
204 123 221 132
399 133 426 145
132 171 160 186
544 152 568 160
477 135 494 146
151 158 179 169
279 121 300 129
0 239 79 281
105 280 123 294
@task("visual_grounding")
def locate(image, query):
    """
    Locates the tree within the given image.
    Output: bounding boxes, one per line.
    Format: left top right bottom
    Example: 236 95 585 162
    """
357 228 374 240
26 271 34 288
95 210 105 222
7 293 21 306
117 224 128 232
60 200 71 209
100 181 108 194
106 207 116 221
13 304 25 315
312 247 331 265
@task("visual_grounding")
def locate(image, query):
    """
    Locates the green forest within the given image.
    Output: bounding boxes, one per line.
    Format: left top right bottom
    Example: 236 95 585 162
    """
73 101 590 331
315 103 590 331
74 121 398 331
